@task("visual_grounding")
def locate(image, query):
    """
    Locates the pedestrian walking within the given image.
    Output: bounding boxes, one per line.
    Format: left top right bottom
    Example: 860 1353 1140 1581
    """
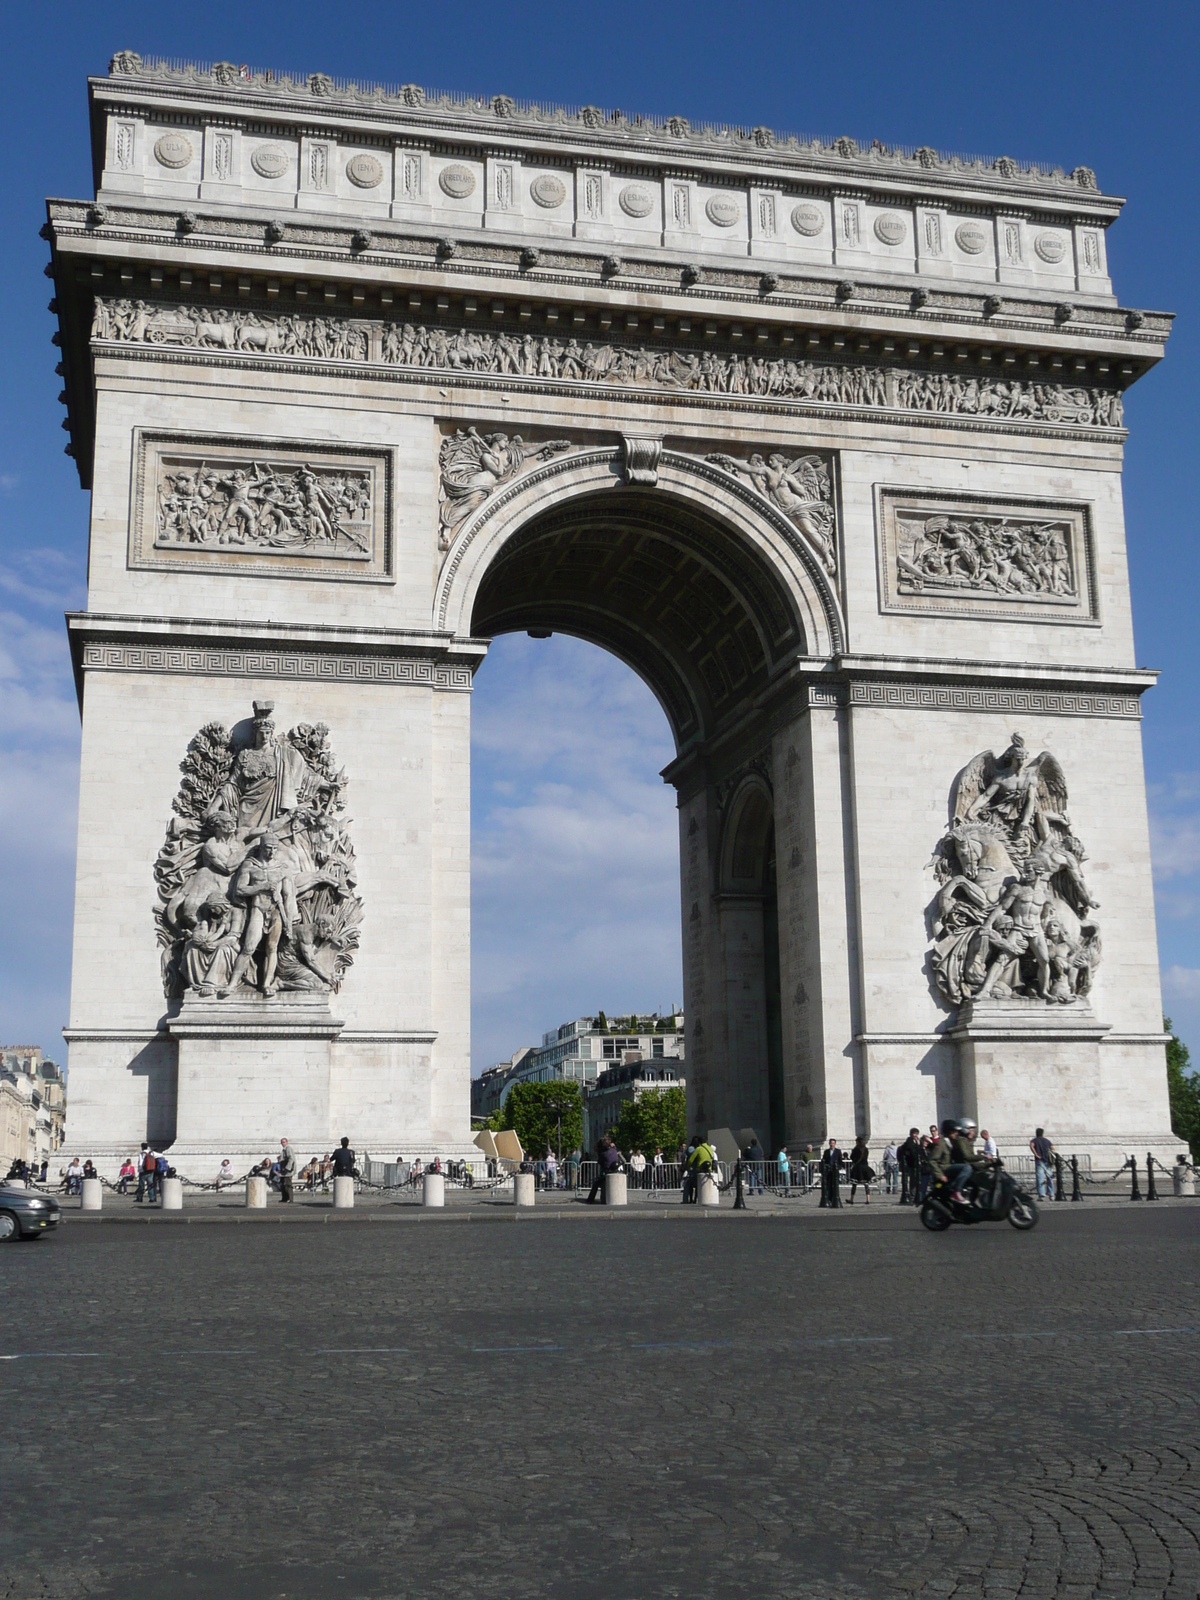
331 1136 357 1185
848 1136 874 1204
777 1146 791 1192
629 1148 647 1189
134 1145 156 1203
585 1137 620 1204
278 1138 296 1203
1029 1127 1054 1198
744 1137 766 1194
546 1150 558 1190
819 1138 843 1208
882 1139 899 1194
652 1147 664 1189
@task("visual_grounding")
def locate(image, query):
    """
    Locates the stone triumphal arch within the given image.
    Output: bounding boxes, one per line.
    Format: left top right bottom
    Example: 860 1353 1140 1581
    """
48 53 1178 1171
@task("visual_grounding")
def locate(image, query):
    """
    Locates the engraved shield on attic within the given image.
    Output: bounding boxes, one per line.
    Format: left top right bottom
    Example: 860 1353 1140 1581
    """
129 430 394 582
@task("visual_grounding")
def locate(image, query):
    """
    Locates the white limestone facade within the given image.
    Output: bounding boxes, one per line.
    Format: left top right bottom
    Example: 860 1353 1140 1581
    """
45 52 1177 1173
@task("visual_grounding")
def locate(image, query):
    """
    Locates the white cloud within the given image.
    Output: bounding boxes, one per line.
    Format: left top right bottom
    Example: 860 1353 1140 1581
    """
1150 814 1200 882
1163 966 1200 1002
470 634 682 1068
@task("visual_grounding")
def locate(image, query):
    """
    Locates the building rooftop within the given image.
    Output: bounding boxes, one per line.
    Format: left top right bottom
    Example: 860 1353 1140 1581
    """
100 51 1110 201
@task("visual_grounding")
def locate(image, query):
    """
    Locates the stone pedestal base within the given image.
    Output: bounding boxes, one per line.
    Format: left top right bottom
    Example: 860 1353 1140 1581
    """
246 1176 267 1208
332 1175 354 1209
161 1176 183 1210
1173 1166 1195 1197
423 1173 444 1208
605 1172 627 1207
698 1173 720 1206
163 994 344 1173
81 1177 102 1211
954 999 1104 1152
513 1172 535 1206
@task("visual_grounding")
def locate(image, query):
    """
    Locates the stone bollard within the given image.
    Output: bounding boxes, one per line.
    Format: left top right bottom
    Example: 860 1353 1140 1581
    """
246 1175 267 1208
1173 1162 1195 1198
161 1176 183 1211
604 1171 627 1207
423 1172 445 1208
80 1177 102 1211
513 1172 536 1207
333 1175 354 1209
698 1172 720 1207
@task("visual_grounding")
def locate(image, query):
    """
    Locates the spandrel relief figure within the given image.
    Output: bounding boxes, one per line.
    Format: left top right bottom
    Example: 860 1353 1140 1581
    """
929 733 1100 1007
437 428 572 550
153 702 363 1001
706 451 837 574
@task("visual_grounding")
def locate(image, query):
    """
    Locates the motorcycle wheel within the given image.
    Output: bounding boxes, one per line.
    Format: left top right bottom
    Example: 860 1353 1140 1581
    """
1006 1192 1040 1230
919 1199 952 1232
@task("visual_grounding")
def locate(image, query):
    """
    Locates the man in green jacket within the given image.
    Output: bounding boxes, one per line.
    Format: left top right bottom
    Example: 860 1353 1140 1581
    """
278 1137 297 1204
926 1124 955 1194
682 1137 716 1204
947 1118 989 1203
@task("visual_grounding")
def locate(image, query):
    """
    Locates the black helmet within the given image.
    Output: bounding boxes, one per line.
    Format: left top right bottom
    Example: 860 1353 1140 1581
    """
940 1118 960 1137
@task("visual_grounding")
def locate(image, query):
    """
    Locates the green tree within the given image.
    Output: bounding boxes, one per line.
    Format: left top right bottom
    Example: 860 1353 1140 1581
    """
1165 1016 1200 1158
501 1080 583 1160
596 1010 608 1032
612 1086 688 1156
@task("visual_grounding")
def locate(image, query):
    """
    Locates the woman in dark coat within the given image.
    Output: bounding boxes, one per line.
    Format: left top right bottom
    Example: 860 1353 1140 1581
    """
848 1136 875 1204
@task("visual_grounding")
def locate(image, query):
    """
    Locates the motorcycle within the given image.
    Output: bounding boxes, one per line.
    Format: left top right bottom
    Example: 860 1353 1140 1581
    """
919 1160 1039 1232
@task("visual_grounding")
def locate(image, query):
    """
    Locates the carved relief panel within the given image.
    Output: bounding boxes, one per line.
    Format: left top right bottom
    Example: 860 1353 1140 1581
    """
875 487 1098 624
129 431 394 582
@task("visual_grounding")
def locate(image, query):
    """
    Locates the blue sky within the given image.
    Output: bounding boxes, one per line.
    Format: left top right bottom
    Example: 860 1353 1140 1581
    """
2 1 1198 1071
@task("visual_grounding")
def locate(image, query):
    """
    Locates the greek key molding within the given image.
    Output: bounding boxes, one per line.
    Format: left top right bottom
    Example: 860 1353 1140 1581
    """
80 643 473 690
846 681 1140 718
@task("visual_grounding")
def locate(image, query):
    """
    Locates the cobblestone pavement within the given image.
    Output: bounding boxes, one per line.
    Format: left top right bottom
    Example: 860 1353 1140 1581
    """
3 1204 1199 1600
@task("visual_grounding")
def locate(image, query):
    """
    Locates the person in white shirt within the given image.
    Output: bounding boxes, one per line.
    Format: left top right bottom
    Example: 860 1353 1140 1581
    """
981 1130 999 1159
215 1158 235 1189
629 1148 647 1189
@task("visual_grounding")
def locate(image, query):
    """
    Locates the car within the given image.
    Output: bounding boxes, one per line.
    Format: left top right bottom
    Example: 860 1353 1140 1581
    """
0 1183 63 1241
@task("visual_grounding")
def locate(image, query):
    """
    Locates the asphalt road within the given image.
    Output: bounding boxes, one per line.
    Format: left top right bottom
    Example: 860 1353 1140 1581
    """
3 1204 1199 1600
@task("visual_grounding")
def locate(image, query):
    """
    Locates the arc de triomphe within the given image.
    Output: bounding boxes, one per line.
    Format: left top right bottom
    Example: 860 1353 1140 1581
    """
47 53 1178 1171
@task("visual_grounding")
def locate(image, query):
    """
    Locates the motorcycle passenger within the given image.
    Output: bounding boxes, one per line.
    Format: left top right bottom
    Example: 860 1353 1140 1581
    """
926 1123 954 1196
945 1118 988 1205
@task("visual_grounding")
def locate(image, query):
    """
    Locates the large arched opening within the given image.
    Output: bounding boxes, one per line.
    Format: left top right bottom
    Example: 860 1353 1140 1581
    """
453 453 839 1149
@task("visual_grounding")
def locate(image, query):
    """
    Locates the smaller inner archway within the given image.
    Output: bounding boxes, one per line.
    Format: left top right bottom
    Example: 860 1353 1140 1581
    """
719 777 785 1155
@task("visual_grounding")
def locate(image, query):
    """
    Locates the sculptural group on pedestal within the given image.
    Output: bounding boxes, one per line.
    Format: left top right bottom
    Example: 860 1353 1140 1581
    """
153 702 363 1001
930 733 1100 1007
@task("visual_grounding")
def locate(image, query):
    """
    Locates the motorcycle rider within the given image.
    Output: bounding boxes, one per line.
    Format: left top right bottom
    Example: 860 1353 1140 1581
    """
945 1118 990 1205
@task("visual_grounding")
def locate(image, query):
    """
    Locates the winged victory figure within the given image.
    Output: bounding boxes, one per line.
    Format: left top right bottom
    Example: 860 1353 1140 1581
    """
438 428 572 550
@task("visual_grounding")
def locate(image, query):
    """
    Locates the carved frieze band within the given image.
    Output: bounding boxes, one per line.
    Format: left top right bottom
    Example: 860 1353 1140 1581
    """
80 644 474 690
92 298 1126 434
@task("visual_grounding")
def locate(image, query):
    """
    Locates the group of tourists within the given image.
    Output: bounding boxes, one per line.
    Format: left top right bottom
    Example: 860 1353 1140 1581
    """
4 1157 49 1186
113 1146 168 1201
